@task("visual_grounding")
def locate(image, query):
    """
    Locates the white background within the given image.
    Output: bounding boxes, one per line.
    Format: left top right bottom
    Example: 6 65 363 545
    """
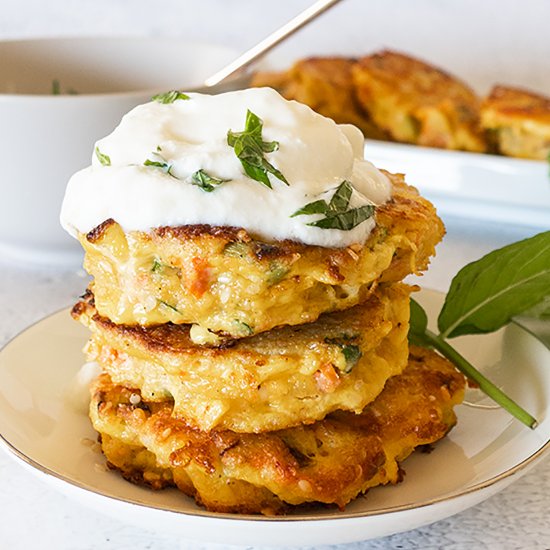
1 0 549 94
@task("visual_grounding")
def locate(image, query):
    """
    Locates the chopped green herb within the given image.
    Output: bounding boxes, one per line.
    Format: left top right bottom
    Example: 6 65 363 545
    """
95 146 111 167
52 79 60 95
143 151 174 176
292 180 375 231
223 242 250 259
234 319 254 336
191 169 228 192
227 110 288 188
324 336 362 373
341 345 362 373
267 261 289 285
151 90 190 104
151 259 163 273
159 300 180 313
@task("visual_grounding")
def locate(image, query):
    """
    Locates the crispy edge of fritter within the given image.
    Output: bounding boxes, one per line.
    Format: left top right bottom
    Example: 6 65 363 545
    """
481 85 550 123
352 50 486 152
90 346 465 514
73 282 405 355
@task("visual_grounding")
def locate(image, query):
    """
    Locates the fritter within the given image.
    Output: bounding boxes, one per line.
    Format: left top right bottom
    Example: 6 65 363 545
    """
251 57 387 139
90 346 465 514
78 172 444 341
480 85 550 160
75 283 411 433
352 50 486 152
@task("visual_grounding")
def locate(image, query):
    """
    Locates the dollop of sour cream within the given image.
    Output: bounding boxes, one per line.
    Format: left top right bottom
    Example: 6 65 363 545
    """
60 88 391 248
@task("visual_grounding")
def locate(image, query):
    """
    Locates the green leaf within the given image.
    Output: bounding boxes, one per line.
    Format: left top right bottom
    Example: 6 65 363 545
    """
151 259 163 273
341 345 362 373
151 90 190 104
234 319 254 336
144 158 173 175
95 146 111 167
52 79 60 95
191 169 228 192
223 242 250 258
291 200 328 217
328 180 353 212
292 180 375 231
438 231 550 338
266 261 289 285
408 298 432 347
158 300 180 313
308 205 375 230
227 109 288 188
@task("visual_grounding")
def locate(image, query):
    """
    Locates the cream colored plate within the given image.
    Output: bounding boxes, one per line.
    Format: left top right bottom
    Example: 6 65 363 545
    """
0 289 549 547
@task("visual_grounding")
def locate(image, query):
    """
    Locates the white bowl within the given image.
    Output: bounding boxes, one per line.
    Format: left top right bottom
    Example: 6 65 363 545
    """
0 37 237 266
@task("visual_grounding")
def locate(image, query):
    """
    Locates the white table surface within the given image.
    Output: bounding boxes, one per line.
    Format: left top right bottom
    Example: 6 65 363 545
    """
1 215 549 550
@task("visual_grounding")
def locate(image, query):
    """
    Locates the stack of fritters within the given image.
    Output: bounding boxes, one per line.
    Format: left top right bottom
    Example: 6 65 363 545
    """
74 171 465 514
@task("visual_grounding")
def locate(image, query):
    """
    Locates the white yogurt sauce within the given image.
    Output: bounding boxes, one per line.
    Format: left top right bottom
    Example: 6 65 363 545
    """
60 88 391 248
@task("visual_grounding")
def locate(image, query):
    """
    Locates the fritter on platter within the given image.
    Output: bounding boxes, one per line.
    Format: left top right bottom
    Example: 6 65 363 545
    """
480 85 550 160
251 57 387 139
352 50 486 152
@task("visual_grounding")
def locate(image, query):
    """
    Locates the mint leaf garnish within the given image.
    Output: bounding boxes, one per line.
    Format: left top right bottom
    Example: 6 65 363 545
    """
191 169 228 192
292 180 375 231
95 146 111 167
438 231 550 338
227 110 288 188
152 90 190 104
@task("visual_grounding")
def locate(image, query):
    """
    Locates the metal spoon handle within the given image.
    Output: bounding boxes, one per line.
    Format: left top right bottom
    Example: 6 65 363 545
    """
204 0 343 87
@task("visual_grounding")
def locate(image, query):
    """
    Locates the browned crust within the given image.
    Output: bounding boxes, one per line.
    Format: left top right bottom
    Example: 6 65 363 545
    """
72 282 392 356
91 346 465 514
482 85 550 122
86 218 116 243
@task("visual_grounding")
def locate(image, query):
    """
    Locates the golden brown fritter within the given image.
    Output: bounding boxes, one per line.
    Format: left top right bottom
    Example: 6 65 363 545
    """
78 172 444 340
352 50 487 152
480 85 550 160
252 57 387 139
90 346 465 515
75 283 410 433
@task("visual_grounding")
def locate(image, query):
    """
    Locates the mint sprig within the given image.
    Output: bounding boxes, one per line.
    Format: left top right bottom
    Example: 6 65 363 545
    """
151 90 190 104
410 231 550 429
292 180 375 231
227 110 288 188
